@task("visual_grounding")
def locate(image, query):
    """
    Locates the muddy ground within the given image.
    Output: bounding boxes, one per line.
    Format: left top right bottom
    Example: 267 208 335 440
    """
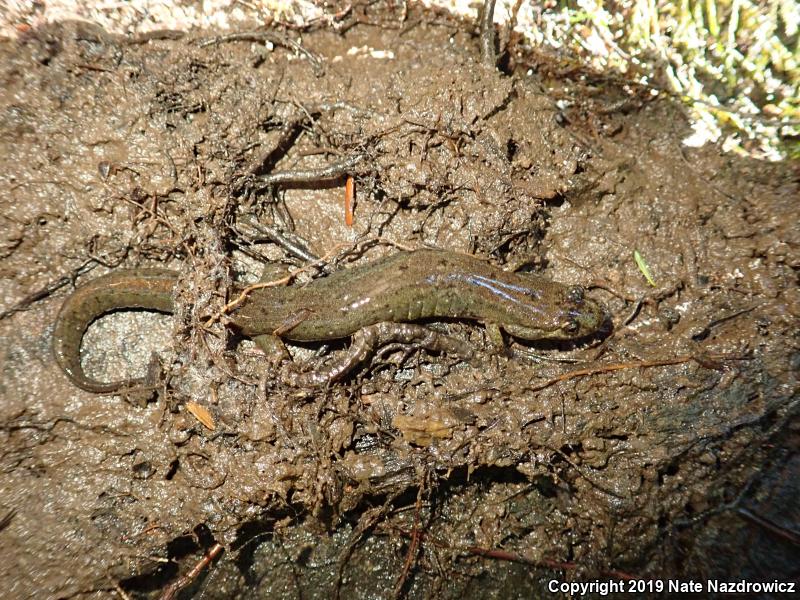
0 4 798 599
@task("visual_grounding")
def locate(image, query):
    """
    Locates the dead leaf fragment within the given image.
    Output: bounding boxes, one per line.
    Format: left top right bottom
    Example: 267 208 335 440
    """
185 401 216 430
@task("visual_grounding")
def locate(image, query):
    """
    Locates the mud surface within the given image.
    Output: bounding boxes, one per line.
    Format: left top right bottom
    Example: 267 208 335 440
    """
1 6 798 599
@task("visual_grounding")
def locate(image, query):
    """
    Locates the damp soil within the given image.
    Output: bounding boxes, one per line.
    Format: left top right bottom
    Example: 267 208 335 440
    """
1 6 798 599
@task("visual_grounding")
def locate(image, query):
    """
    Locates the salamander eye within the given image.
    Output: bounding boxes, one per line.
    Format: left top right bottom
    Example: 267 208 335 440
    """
562 319 580 335
567 285 584 305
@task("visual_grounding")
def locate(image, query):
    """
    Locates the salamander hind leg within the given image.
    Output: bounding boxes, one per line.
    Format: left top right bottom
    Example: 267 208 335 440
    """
293 322 477 387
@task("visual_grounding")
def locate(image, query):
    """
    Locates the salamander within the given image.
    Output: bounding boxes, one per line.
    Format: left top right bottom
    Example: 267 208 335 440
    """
52 249 606 392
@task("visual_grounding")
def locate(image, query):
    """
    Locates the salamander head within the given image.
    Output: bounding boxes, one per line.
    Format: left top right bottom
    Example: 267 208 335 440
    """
502 284 607 341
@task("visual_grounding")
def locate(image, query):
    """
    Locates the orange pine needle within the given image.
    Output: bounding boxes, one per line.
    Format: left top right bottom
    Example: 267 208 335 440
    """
344 175 355 227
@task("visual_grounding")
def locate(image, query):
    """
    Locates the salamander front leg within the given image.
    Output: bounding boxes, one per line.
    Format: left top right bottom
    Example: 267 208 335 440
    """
484 323 506 351
250 261 296 362
253 333 291 361
294 322 477 387
482 323 512 370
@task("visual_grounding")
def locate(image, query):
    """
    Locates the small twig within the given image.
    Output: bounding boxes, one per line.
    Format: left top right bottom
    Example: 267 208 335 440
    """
111 580 133 600
243 153 366 191
480 0 498 69
199 31 324 75
196 321 260 388
691 304 760 341
465 545 575 571
334 491 405 600
548 446 624 499
393 482 426 599
588 280 639 303
736 507 800 546
0 260 97 320
121 193 178 235
128 29 186 44
241 118 304 178
157 542 224 600
385 526 638 578
0 508 16 532
236 217 320 263
621 296 645 326
524 353 750 393
505 0 524 51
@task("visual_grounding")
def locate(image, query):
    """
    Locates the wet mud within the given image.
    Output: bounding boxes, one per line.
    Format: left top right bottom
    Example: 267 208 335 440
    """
0 5 797 599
